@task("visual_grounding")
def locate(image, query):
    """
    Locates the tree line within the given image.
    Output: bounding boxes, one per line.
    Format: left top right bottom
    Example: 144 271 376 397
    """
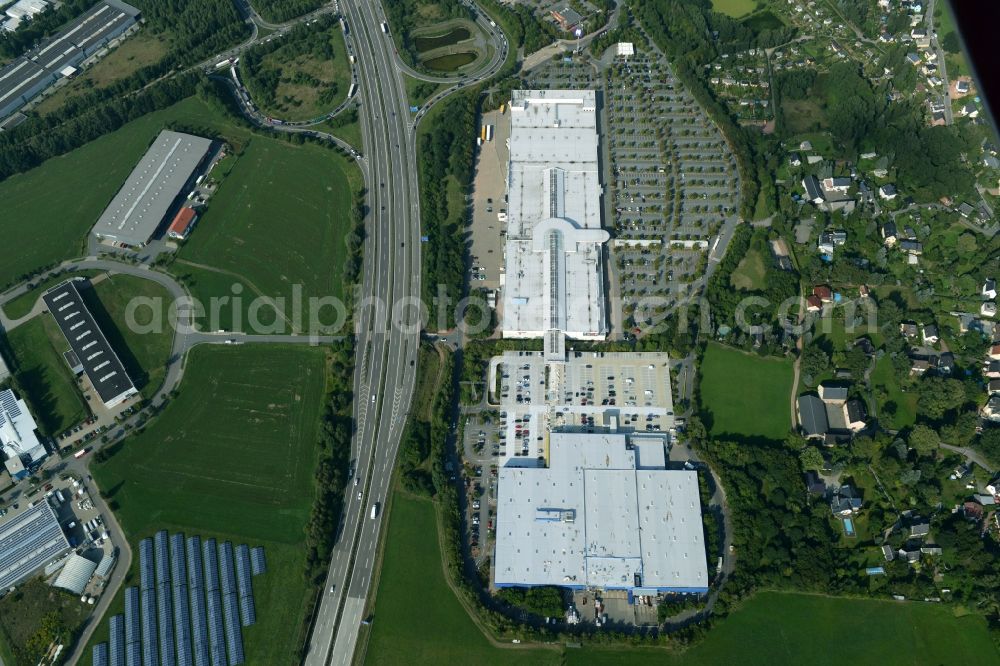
252 0 324 24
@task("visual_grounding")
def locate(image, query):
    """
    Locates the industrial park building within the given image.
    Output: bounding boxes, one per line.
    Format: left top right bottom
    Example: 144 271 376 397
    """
42 279 138 409
91 130 213 247
494 432 708 595
0 388 46 481
0 501 70 590
501 90 609 361
0 0 140 120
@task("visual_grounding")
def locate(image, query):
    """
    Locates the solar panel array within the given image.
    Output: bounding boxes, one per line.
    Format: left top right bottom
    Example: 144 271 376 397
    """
109 614 125 666
155 531 175 666
186 537 210 666
171 533 193 666
140 587 158 666
94 642 109 666
139 538 154 592
124 587 140 666
234 546 256 627
249 547 266 576
105 534 264 666
217 542 245 663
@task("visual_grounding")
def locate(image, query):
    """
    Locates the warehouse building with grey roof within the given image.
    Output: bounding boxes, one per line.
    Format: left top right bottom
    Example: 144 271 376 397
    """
0 0 140 120
0 501 71 590
494 432 708 595
91 129 213 247
42 278 138 409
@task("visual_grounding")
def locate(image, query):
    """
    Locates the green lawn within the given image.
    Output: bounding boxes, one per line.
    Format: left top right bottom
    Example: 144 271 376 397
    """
871 355 917 430
729 247 767 290
710 0 756 18
699 342 793 440
83 275 175 400
177 136 360 334
570 592 1000 665
0 97 250 292
4 315 89 435
365 494 558 665
88 344 328 664
365 498 1000 665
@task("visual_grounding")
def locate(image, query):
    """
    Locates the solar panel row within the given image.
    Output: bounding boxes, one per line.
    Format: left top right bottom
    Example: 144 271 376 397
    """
109 615 125 666
139 539 154 591
249 547 266 576
220 592 244 665
140 588 158 666
205 587 227 666
218 542 235 596
93 642 109 666
154 530 170 588
170 533 187 588
233 546 256 627
173 581 193 666
124 587 140 647
186 536 209 666
157 579 175 666
126 641 141 666
202 539 220 593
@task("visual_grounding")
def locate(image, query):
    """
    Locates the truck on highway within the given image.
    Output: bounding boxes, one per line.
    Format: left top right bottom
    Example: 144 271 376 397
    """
480 125 487 141
348 82 357 98
381 21 389 34
349 54 356 64
340 18 348 33
485 124 494 142
370 503 379 519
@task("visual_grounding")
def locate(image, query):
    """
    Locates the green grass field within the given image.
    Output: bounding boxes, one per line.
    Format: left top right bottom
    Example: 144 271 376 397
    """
0 96 252 292
88 344 328 664
177 136 359 334
699 342 793 440
365 497 1000 665
5 315 89 435
729 248 767 290
871 355 917 430
83 275 175 399
711 0 756 18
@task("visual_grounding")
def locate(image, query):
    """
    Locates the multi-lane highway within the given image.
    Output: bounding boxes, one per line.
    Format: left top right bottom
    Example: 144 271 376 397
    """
302 3 507 666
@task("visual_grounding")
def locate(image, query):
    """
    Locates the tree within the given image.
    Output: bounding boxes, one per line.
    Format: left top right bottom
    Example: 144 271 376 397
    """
909 425 940 457
801 344 830 380
917 377 967 420
850 436 880 463
800 445 825 471
941 31 960 54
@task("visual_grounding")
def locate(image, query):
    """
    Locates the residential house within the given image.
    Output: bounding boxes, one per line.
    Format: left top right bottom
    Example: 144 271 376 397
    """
963 501 984 520
854 337 875 356
818 383 849 404
956 79 970 95
818 230 847 255
798 394 829 438
899 321 919 338
802 175 824 204
909 522 930 538
982 394 1000 422
882 544 895 561
983 278 997 300
878 183 898 200
858 285 871 299
959 103 978 118
844 399 868 432
986 360 1000 379
910 357 932 374
905 52 921 66
814 285 833 302
958 202 976 218
830 485 863 516
900 239 923 255
789 152 802 167
881 221 899 246
806 295 823 312
804 471 827 494
898 549 921 564
873 156 890 178
937 352 955 375
981 302 997 318
921 324 939 344
822 177 852 196
989 344 1000 360
920 546 942 556
988 379 1000 395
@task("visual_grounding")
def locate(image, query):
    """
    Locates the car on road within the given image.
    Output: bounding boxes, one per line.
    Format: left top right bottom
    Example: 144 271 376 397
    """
357 491 362 500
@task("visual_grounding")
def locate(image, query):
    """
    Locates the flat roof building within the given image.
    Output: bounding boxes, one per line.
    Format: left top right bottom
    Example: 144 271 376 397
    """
0 1 140 119
0 388 46 481
502 90 608 359
494 431 708 594
91 130 212 247
42 279 138 409
0 501 71 590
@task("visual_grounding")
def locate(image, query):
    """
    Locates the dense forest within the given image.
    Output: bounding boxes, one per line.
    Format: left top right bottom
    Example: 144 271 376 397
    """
417 92 477 326
252 0 324 24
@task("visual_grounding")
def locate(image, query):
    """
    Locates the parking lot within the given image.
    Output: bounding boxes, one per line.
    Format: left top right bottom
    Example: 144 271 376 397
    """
468 107 510 292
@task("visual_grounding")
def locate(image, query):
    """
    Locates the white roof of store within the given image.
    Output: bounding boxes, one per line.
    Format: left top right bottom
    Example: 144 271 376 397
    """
0 389 45 464
502 90 608 341
494 432 707 592
52 553 98 594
